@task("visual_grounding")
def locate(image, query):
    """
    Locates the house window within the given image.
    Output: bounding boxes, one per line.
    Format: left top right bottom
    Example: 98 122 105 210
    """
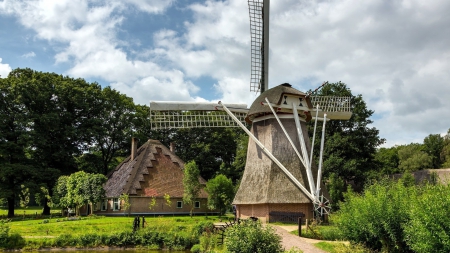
113 198 120 211
177 201 183 208
94 202 100 211
194 201 200 209
101 199 107 211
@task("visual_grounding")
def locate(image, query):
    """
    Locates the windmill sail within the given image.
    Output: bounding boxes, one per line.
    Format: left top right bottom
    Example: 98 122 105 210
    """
248 0 269 93
149 101 248 130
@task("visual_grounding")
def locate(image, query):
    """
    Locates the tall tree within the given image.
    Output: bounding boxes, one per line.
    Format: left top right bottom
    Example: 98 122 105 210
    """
398 143 432 172
53 171 106 215
182 161 201 217
0 73 35 217
442 129 450 168
423 133 444 169
374 146 401 175
205 174 235 215
309 82 385 194
89 87 136 174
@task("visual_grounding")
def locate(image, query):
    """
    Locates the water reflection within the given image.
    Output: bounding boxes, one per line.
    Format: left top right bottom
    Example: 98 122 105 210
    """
24 250 188 253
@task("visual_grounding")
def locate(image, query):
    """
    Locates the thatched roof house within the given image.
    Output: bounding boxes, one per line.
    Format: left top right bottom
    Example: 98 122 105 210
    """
92 139 212 216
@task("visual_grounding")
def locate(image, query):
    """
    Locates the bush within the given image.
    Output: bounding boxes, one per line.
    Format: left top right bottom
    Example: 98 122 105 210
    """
225 220 283 253
54 233 76 247
404 183 450 253
6 233 25 249
191 244 203 253
0 220 10 248
193 220 215 237
334 179 415 252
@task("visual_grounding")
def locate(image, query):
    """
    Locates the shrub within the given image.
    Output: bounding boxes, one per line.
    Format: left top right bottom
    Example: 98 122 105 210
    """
0 220 10 248
192 220 215 237
6 233 25 249
404 183 450 253
334 179 415 252
54 233 76 247
191 244 203 253
225 220 283 253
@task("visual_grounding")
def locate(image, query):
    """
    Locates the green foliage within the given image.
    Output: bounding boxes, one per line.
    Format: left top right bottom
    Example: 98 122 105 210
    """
164 193 172 207
423 133 444 169
374 146 401 175
326 173 346 210
183 161 202 217
314 242 368 253
191 244 203 253
441 129 450 168
19 185 30 208
225 220 283 253
53 172 106 213
404 183 450 252
205 174 235 215
398 143 432 172
334 178 450 252
309 82 385 196
119 194 131 214
148 196 157 210
0 220 10 247
335 178 415 252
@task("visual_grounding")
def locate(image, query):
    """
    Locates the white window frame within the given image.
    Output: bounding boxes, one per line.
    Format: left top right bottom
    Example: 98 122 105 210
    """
177 201 183 209
101 199 107 211
194 201 200 209
113 198 120 211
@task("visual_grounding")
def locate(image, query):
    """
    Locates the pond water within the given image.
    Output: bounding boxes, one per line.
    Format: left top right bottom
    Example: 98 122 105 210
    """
25 250 189 253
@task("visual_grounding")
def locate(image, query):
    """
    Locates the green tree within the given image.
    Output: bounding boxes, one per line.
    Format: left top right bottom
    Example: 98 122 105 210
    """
183 161 202 217
119 193 131 216
442 129 450 168
374 146 401 175
53 172 106 215
89 87 136 175
398 143 432 172
0 74 36 217
423 133 444 169
205 174 235 215
309 82 385 195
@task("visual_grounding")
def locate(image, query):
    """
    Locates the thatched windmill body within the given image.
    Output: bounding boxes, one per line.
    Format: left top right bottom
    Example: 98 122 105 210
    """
150 0 352 221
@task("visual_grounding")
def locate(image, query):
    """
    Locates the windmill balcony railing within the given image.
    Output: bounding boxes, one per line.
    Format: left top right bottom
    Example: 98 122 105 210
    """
310 96 351 112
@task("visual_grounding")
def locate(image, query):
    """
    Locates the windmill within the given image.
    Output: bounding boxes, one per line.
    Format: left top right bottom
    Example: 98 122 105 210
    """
149 0 352 220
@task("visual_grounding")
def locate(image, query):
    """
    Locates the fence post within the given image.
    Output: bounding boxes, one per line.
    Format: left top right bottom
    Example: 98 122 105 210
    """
298 217 302 237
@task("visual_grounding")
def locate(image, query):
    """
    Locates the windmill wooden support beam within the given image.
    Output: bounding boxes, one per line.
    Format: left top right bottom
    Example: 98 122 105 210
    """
219 101 316 202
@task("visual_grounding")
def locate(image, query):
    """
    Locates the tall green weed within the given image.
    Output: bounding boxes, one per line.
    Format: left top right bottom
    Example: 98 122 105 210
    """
225 220 283 253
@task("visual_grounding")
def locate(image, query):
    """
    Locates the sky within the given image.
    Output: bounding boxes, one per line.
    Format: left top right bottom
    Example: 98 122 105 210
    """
0 0 449 147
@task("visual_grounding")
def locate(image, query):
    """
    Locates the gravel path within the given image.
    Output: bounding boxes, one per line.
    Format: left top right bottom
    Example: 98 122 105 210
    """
271 225 327 253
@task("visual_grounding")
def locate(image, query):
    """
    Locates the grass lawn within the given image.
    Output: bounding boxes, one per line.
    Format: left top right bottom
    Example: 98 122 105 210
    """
315 241 369 253
8 214 226 237
0 206 62 218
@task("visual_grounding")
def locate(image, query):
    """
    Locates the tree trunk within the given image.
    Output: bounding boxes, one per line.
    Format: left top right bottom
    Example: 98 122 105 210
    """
7 196 15 218
42 197 51 215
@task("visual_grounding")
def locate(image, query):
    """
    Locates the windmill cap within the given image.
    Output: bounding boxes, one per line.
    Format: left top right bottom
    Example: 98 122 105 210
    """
245 83 312 123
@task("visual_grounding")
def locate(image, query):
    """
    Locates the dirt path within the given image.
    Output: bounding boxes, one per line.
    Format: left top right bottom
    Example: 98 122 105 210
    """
271 225 327 253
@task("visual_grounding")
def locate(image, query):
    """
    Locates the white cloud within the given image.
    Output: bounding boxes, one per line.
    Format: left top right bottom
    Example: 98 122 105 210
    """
0 58 12 78
124 0 174 14
1 0 450 146
21 51 36 58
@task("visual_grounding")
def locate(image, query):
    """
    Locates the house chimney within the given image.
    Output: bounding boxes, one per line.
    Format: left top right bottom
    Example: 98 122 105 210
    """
170 142 176 153
131 137 138 160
